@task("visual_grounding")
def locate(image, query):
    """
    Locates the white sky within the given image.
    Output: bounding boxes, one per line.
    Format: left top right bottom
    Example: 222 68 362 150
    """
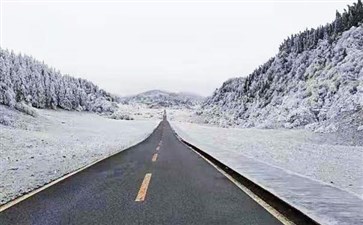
0 0 356 96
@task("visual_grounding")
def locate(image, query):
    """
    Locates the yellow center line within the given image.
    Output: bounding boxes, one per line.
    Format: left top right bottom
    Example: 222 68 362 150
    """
152 153 158 162
135 173 152 202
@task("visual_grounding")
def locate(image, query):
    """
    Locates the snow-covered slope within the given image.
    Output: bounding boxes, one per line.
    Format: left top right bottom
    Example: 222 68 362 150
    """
0 49 117 114
172 122 363 225
172 122 363 196
200 3 363 132
120 90 204 109
0 105 158 205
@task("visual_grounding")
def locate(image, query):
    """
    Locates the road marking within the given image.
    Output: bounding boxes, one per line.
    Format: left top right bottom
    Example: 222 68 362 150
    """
183 144 295 225
159 140 162 146
135 173 152 202
0 143 144 212
152 153 158 162
156 146 160 151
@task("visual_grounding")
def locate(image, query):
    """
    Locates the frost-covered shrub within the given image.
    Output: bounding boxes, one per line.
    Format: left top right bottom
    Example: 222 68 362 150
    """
314 123 339 133
0 114 12 126
286 108 317 127
91 98 118 114
14 102 38 117
0 83 16 107
305 122 320 131
109 111 134 120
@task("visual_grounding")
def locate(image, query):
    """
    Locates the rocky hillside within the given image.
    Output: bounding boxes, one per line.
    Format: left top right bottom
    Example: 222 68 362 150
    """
200 1 363 132
120 90 204 109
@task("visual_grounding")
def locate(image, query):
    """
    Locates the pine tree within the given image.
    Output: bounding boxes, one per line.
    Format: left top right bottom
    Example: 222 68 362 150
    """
334 11 343 35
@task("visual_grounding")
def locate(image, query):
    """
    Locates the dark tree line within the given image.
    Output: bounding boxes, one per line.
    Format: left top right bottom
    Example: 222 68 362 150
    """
279 0 363 54
218 0 363 98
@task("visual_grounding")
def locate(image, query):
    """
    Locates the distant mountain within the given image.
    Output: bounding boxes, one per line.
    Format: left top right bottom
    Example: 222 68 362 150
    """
200 1 363 132
120 90 204 109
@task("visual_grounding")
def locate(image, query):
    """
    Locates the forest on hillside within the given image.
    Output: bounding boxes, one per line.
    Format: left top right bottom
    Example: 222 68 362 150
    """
202 0 363 131
0 49 117 115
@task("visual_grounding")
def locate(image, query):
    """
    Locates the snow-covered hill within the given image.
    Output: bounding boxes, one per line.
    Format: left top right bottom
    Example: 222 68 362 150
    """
120 90 204 109
0 49 117 116
199 2 363 132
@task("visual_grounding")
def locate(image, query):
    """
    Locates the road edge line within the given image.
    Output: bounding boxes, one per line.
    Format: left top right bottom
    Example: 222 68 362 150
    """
171 126 319 225
0 121 162 212
185 142 294 225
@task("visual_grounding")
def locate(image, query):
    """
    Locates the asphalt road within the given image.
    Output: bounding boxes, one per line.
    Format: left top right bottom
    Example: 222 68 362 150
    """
0 119 283 225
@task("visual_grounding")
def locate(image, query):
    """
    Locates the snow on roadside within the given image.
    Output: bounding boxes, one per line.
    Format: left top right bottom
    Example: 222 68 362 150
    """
171 122 363 197
115 103 199 123
0 105 159 205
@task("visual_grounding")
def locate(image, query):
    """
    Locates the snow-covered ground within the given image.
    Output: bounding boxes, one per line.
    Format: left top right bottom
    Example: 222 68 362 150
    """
0 105 159 205
171 122 363 197
172 122 363 224
114 103 198 123
119 90 204 108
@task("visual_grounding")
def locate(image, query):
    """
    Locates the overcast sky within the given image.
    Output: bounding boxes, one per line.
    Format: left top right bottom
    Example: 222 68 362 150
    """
0 0 356 96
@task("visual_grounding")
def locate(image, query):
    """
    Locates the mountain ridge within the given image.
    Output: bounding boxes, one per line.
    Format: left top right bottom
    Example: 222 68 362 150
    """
120 89 204 109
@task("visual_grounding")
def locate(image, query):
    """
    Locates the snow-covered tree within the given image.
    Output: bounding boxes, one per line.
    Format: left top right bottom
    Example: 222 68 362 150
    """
0 49 117 114
201 1 363 131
